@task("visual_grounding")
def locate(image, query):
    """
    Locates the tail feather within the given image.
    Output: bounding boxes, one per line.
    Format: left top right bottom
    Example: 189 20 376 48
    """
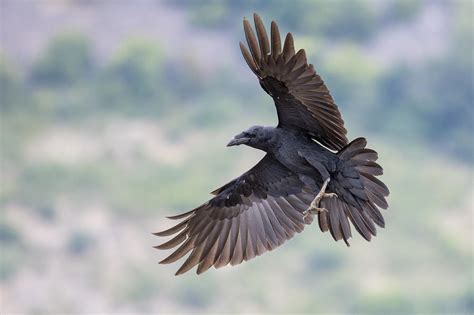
345 205 373 241
360 172 389 197
318 210 329 232
359 199 385 228
355 161 383 176
338 138 367 159
320 137 389 245
350 148 379 161
319 198 352 246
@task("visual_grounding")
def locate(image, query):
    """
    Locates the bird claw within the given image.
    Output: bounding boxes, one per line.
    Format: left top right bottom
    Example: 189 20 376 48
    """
303 207 328 224
303 206 328 215
303 178 337 224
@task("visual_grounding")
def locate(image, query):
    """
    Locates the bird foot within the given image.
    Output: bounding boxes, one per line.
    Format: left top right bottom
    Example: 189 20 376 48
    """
303 206 328 224
302 178 337 224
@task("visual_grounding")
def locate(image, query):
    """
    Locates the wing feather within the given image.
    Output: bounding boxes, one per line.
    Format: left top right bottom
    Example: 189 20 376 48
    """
243 18 261 64
271 21 281 57
254 13 270 58
155 155 314 275
240 14 348 150
282 33 295 61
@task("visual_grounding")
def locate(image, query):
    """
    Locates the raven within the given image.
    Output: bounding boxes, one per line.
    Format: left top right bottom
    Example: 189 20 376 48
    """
155 14 389 275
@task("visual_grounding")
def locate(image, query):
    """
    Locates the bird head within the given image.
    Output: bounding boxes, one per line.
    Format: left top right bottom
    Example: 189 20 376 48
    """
227 126 274 150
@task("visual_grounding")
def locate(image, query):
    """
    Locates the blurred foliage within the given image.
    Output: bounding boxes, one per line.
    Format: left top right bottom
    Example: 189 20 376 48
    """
386 0 423 23
171 0 423 41
0 221 20 244
370 7 474 159
31 33 95 86
320 44 381 116
0 220 24 280
2 19 472 160
98 39 166 114
0 56 20 112
67 230 95 255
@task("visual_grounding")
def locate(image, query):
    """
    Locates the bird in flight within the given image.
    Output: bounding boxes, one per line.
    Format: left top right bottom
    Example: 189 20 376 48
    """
155 13 389 275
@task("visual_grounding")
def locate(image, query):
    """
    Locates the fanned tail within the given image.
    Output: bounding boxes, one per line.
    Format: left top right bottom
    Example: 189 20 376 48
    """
318 138 389 245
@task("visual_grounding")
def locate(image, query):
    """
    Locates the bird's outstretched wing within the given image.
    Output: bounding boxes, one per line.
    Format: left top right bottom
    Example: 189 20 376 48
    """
240 14 348 151
154 154 316 275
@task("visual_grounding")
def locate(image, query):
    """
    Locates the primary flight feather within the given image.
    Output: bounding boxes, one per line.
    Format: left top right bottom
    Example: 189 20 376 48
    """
155 13 389 275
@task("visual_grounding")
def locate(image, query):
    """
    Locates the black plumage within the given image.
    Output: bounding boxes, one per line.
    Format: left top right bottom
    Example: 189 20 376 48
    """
155 13 390 275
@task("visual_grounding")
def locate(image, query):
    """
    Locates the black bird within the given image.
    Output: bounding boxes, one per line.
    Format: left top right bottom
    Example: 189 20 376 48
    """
155 14 389 275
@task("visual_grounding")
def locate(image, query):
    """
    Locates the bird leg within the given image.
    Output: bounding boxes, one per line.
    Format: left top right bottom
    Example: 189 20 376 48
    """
303 178 337 222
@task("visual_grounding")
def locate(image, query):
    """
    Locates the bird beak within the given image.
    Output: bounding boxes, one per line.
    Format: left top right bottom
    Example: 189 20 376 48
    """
227 133 250 147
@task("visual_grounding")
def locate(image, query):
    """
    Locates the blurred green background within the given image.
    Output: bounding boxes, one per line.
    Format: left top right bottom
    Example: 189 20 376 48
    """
0 0 472 314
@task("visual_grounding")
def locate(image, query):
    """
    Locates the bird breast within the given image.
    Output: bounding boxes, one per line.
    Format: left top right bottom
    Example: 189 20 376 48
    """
273 139 316 175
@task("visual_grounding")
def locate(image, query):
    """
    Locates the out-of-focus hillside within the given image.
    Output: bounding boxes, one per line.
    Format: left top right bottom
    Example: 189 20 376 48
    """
0 0 473 314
